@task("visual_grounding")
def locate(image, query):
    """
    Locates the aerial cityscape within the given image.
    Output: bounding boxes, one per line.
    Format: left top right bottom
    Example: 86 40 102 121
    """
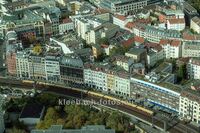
0 0 200 132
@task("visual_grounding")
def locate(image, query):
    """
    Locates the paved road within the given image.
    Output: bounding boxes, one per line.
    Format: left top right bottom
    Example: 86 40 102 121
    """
0 78 199 133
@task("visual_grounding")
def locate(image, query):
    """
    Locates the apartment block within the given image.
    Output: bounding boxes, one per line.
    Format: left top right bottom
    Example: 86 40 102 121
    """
86 23 120 44
130 76 181 112
190 16 200 34
16 51 30 78
84 63 131 96
182 41 200 58
187 58 200 80
60 55 84 85
159 39 182 59
99 0 147 15
45 56 61 82
179 90 200 124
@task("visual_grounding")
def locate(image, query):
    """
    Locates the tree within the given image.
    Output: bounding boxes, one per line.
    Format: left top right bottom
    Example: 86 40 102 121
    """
36 93 59 106
177 64 187 81
110 46 127 56
187 0 200 12
36 107 60 129
106 111 130 132
7 127 26 133
44 107 59 121
33 44 42 55
98 37 109 45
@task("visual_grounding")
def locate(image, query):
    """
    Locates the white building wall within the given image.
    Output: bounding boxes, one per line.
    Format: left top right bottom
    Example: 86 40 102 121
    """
45 60 60 81
16 55 30 78
179 96 200 124
191 20 200 34
187 60 200 80
162 44 181 59
115 76 130 96
84 69 108 91
59 22 74 34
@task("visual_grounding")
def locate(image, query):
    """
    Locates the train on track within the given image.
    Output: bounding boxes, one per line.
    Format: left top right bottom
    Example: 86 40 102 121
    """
22 80 154 116
88 91 154 116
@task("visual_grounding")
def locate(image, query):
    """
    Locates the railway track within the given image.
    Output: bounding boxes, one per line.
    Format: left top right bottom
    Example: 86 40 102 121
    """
0 78 199 133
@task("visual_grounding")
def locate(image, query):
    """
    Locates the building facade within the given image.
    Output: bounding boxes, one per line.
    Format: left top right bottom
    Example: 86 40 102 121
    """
16 51 30 78
99 0 147 15
45 56 61 82
59 18 74 34
179 90 200 124
130 77 181 112
160 39 182 59
190 16 200 34
60 55 84 85
187 58 200 80
182 41 200 58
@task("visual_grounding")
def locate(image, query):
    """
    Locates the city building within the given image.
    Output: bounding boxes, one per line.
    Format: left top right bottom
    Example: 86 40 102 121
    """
6 31 23 76
190 16 200 34
132 24 182 43
182 41 200 58
84 63 132 96
16 51 30 78
5 1 29 12
86 23 120 44
45 55 61 82
187 58 200 80
19 103 45 125
113 14 133 29
179 90 200 124
145 43 165 68
115 71 131 96
75 16 104 40
166 18 185 31
31 125 115 133
59 18 74 34
28 55 46 80
84 63 108 92
130 63 145 75
113 55 134 72
125 48 147 64
49 13 60 35
67 1 82 14
130 62 180 112
159 39 182 59
183 2 198 26
99 0 147 15
0 8 45 39
60 55 84 85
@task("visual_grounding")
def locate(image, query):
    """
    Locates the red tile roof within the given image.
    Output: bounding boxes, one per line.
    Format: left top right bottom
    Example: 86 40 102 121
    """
122 37 134 48
95 8 110 14
168 18 185 24
114 14 126 21
101 44 109 48
182 32 200 40
125 22 135 29
144 42 163 51
136 18 152 24
171 40 181 47
159 39 181 47
62 18 72 23
159 39 169 45
134 36 144 44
